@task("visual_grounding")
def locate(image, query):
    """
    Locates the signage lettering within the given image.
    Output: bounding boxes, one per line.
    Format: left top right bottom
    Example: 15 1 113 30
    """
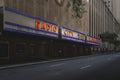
41 22 46 30
64 29 74 37
35 20 58 33
89 37 100 43
78 34 86 40
5 8 59 39
35 20 40 29
52 25 58 33
46 23 51 31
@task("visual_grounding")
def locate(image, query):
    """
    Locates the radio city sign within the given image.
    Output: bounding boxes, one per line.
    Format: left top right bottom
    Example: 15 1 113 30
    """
4 6 101 45
35 20 58 34
62 27 86 43
4 7 59 38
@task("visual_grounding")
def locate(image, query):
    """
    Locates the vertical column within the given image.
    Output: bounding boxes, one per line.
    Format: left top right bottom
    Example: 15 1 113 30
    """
93 0 95 36
102 1 104 33
103 1 105 32
94 0 96 37
91 0 93 36
100 0 103 33
89 0 91 35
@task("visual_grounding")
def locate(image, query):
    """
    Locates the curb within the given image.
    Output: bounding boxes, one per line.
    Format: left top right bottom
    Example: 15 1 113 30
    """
0 57 83 70
0 54 104 70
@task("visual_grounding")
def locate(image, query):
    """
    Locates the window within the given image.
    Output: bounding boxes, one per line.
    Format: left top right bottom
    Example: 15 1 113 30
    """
16 44 25 53
29 45 38 56
0 7 3 31
0 43 9 57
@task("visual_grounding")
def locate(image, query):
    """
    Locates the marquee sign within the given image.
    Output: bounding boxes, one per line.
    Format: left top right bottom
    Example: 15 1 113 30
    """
86 36 101 45
3 7 101 46
61 27 86 43
4 7 59 38
35 20 58 34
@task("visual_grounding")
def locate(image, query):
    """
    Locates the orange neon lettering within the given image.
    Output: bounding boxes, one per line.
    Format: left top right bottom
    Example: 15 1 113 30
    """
46 24 51 31
70 31 74 37
90 38 98 42
95 39 97 42
64 29 74 37
35 20 40 29
96 39 100 43
68 31 71 36
41 22 46 30
89 37 93 42
53 26 58 33
64 30 67 36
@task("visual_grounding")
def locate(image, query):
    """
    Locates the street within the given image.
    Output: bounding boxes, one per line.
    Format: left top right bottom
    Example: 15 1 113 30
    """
1 53 120 80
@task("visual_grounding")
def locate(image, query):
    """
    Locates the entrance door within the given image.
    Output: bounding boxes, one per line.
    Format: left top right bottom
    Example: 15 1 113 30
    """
0 42 9 58
29 45 38 58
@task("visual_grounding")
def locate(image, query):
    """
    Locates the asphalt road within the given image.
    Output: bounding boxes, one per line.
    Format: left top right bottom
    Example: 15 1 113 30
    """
0 53 120 80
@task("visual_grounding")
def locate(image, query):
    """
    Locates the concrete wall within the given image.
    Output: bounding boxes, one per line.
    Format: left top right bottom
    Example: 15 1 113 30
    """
0 0 4 7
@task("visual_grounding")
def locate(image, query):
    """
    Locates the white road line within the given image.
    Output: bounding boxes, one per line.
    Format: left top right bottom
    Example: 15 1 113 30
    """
80 65 91 69
50 63 65 67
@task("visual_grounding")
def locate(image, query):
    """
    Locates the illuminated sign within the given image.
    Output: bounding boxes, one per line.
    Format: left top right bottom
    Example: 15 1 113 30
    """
62 27 86 43
4 7 59 38
62 28 74 37
87 36 101 45
78 33 86 40
3 7 101 46
35 20 58 34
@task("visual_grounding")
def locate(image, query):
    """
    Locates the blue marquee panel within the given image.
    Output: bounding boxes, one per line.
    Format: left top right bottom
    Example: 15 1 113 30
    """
4 6 101 46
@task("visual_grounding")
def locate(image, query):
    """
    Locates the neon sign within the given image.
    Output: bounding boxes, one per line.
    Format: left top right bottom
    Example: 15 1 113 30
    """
4 7 59 39
87 36 101 45
35 20 58 33
62 27 86 43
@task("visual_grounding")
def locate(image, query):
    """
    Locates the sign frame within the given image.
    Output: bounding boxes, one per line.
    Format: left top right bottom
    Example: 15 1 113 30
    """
4 7 59 39
61 27 86 43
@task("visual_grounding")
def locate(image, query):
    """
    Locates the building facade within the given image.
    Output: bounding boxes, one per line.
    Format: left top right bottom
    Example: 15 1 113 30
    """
89 0 119 52
104 0 120 22
0 0 101 63
0 0 118 63
104 0 113 12
4 0 90 34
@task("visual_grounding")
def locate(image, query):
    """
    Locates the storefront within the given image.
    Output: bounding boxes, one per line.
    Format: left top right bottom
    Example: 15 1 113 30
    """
0 6 101 63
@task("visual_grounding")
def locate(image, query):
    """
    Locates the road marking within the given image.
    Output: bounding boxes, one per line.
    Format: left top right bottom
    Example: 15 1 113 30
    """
50 63 65 67
80 65 91 69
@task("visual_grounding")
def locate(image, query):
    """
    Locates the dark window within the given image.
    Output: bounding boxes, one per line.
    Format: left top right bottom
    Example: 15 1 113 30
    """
29 45 38 56
0 7 3 31
16 44 25 53
0 43 9 57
